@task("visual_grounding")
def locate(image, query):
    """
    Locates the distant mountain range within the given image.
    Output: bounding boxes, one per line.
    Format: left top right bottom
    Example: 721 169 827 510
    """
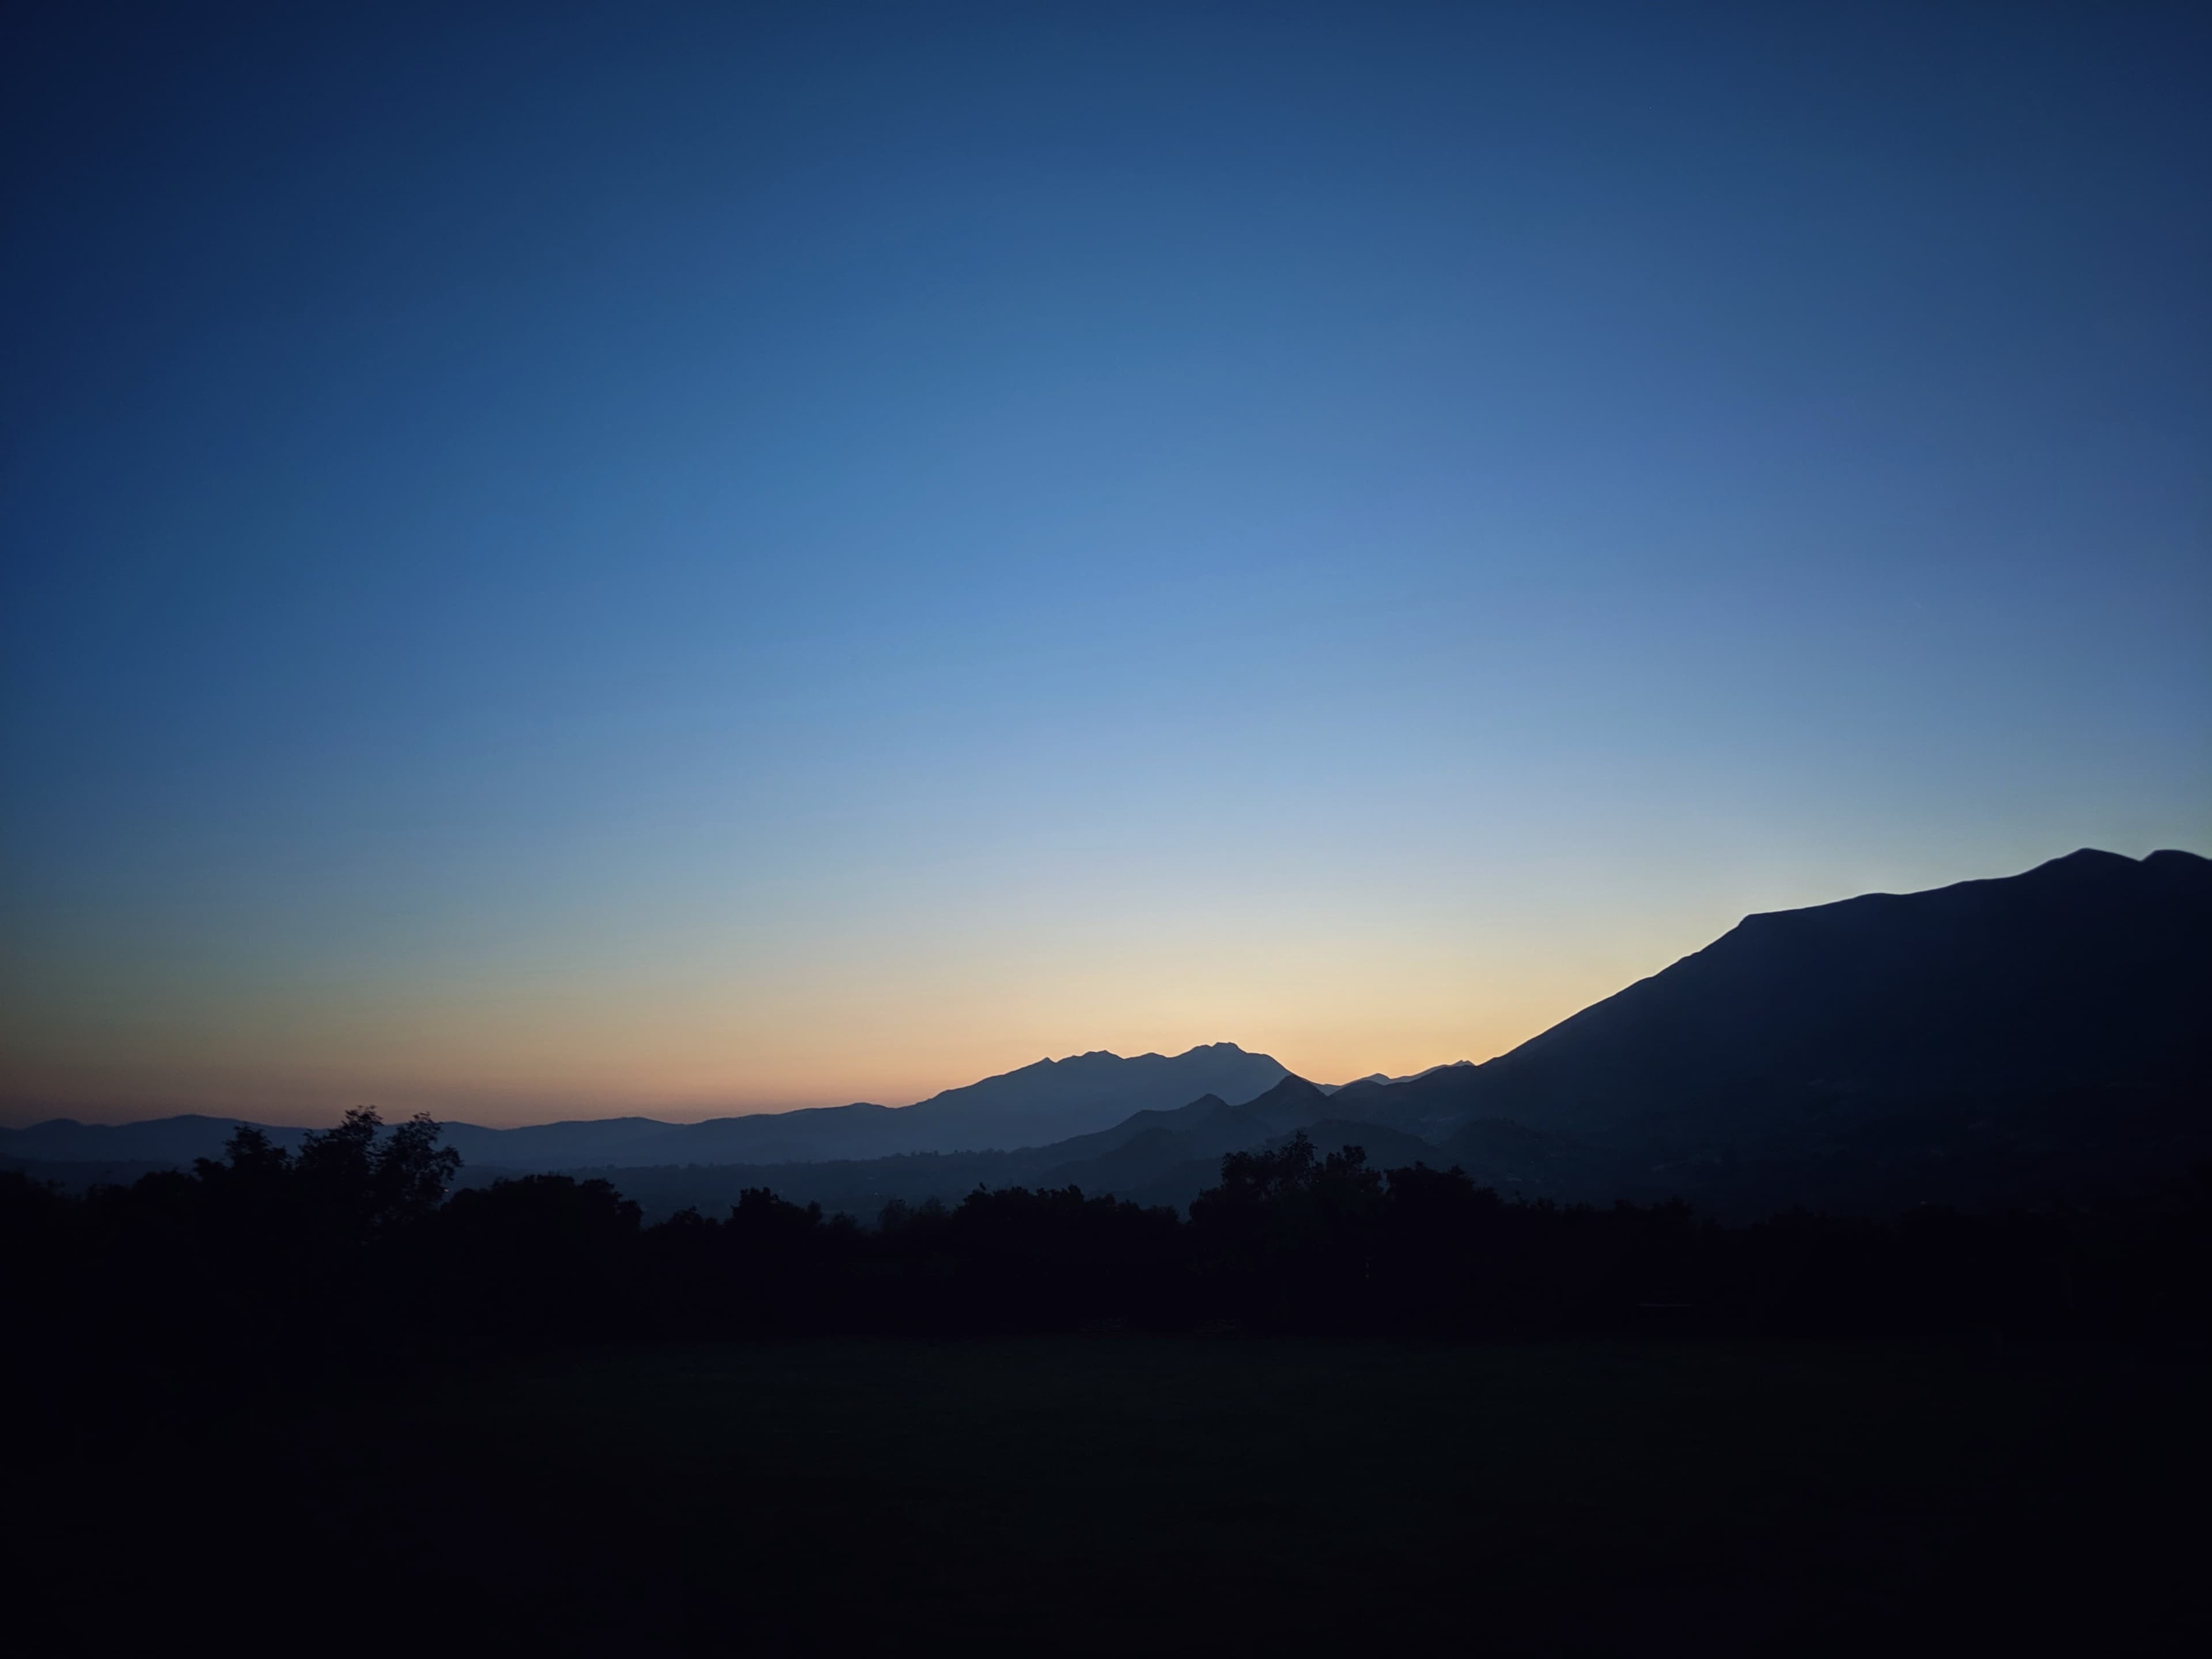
1 1041 1291 1172
6 850 2206 1219
1316 1060 1473 1095
518 1076 1411 1222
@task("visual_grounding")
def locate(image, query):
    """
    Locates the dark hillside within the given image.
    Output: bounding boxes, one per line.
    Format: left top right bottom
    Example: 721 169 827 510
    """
1330 849 2212 1210
1479 848 2207 1130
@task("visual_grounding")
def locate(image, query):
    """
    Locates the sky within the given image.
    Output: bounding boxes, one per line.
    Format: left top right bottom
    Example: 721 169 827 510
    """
3 2 2207 1127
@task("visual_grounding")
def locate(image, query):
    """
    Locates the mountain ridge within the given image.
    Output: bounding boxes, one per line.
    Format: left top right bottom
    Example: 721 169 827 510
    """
1325 846 2210 1148
7 850 2204 1217
1 1042 1292 1171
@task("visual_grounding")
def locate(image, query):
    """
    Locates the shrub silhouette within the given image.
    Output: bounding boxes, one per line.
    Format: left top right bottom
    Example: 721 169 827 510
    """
10 1111 2212 1412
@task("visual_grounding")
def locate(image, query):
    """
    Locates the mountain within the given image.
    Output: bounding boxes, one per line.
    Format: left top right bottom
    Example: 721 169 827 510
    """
654 1042 1289 1164
498 850 2210 1215
0 1113 685 1172
1 1043 1291 1174
1319 1063 1479 1096
0 1115 313 1165
1327 848 2212 1212
438 1118 691 1169
10 851 2203 1217
486 1075 1420 1222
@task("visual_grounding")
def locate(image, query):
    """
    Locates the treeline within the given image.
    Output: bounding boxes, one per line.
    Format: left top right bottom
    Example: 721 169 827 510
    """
7 1110 2211 1398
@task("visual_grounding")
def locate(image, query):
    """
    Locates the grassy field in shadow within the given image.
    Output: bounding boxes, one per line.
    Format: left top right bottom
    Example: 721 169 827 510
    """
20 1337 2208 1654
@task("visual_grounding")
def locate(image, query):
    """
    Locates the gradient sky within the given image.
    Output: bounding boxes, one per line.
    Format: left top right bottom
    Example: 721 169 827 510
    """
3 2 2207 1127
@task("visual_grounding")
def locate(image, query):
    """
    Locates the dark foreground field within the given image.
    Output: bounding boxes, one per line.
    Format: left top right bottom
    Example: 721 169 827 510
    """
18 1338 2209 1655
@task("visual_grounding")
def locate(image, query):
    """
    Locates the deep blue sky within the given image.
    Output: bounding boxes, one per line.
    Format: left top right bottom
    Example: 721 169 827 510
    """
3 2 2207 1123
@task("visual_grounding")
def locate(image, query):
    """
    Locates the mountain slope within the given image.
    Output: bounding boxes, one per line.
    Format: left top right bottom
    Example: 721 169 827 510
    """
1330 848 2212 1206
624 1042 1289 1165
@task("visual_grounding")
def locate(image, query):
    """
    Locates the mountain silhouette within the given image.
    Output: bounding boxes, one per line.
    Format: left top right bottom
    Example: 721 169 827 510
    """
0 1114 314 1165
662 1041 1289 1163
1334 849 2207 1135
482 1075 1381 1221
7 852 2203 1216
552 849 2209 1220
438 1118 691 1168
1321 847 2212 1211
2 1043 1289 1174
